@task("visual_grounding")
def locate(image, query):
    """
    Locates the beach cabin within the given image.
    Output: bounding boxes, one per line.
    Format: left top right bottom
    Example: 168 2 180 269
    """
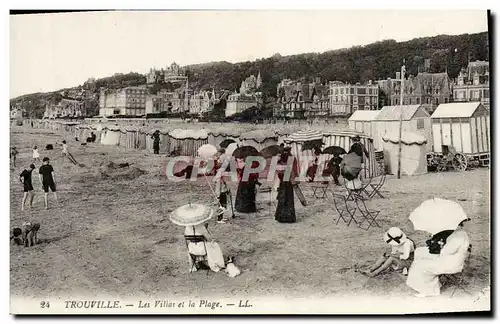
374 105 432 152
207 127 242 148
239 129 278 151
348 110 380 149
100 125 121 146
430 102 490 159
169 129 209 156
382 131 428 176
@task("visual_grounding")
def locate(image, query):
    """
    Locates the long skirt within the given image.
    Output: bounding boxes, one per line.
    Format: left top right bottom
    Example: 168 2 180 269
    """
275 181 296 223
153 140 160 154
188 241 225 272
235 181 257 213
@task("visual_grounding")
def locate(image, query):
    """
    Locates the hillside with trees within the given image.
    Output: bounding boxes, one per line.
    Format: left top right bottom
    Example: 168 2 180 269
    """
11 31 488 118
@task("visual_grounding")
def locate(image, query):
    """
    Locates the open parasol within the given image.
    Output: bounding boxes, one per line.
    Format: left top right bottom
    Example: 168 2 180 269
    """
259 145 282 159
170 203 214 226
322 145 347 155
220 139 236 149
197 144 218 159
232 145 259 160
409 198 469 235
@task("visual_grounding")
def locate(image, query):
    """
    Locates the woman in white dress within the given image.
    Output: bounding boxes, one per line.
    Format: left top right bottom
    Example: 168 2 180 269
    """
406 219 471 297
184 223 226 273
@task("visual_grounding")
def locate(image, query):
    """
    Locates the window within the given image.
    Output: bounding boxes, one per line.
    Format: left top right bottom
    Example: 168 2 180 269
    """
417 119 424 129
335 89 339 95
445 98 449 103
427 98 431 104
435 98 439 105
357 88 366 95
416 97 420 104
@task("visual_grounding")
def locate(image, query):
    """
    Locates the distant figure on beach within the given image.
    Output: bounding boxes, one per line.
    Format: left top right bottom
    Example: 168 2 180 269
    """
62 140 68 156
19 164 36 211
10 147 19 167
350 135 369 161
38 157 59 209
90 132 96 143
151 130 161 154
32 146 40 163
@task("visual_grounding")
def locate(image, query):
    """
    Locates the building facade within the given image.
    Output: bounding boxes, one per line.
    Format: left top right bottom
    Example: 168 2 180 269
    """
328 81 379 116
275 78 329 118
453 61 490 109
99 86 148 117
225 72 262 117
386 72 453 114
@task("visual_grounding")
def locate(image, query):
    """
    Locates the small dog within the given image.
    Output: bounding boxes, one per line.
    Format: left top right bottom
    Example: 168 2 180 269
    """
21 222 40 247
10 227 23 245
225 256 241 278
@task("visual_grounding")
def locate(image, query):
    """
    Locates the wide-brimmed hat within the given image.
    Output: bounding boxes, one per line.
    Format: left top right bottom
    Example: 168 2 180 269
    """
383 227 407 246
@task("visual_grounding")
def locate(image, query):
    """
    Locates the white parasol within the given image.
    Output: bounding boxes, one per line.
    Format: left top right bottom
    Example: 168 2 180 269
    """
409 198 469 235
197 144 218 159
170 203 214 226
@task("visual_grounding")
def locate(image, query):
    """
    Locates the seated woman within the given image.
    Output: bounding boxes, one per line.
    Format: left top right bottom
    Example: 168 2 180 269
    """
406 219 471 297
184 223 226 273
361 227 415 277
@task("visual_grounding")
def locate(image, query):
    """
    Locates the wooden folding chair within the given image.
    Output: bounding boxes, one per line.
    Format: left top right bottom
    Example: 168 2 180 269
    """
353 196 381 230
332 192 359 227
184 235 210 276
363 162 387 199
440 244 473 297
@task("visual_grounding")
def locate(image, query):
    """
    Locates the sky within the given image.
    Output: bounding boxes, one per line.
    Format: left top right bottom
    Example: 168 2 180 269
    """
10 10 488 98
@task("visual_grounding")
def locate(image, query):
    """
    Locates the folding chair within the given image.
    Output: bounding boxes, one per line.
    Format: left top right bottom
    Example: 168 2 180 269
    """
363 173 386 199
332 192 359 227
184 235 210 276
353 196 381 230
342 176 372 201
312 181 330 199
440 244 473 297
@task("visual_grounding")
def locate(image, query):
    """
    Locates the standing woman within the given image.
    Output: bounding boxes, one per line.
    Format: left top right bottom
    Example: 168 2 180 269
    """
274 147 298 223
152 130 161 154
234 158 260 213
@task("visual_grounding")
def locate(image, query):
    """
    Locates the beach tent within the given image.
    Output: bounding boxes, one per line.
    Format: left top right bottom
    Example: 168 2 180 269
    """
169 129 209 156
430 102 490 155
101 125 122 145
382 130 428 176
207 127 242 148
322 128 382 179
348 110 381 149
119 128 128 147
136 127 148 150
281 129 325 176
374 105 432 152
239 129 278 152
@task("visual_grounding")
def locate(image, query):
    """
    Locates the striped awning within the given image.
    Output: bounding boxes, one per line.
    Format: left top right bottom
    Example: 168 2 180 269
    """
284 129 323 143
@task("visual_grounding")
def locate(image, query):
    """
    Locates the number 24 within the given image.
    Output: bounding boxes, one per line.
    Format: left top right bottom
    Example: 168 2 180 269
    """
40 301 50 308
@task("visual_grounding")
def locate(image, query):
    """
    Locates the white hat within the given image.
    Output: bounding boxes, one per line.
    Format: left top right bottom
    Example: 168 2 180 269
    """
383 227 407 246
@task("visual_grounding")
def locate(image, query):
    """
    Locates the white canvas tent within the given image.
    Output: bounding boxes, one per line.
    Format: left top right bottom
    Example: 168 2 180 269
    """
374 105 432 152
348 110 380 149
382 131 428 176
430 102 490 155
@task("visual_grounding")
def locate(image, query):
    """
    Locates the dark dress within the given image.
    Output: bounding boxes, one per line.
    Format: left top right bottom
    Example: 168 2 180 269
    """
152 132 161 154
235 164 259 213
274 155 297 223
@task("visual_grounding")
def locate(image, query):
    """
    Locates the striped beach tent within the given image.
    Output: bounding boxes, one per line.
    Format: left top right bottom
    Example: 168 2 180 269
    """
281 129 324 175
323 129 381 179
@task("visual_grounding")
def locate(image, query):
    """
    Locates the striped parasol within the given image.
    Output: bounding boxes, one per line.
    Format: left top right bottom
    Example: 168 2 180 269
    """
284 129 323 143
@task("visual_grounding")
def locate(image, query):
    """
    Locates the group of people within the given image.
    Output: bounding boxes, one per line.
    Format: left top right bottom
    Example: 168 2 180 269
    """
12 142 69 210
359 221 471 298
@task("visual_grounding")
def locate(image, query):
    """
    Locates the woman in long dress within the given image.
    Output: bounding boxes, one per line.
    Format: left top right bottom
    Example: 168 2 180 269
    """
184 223 226 273
274 147 298 223
406 220 471 297
235 159 260 213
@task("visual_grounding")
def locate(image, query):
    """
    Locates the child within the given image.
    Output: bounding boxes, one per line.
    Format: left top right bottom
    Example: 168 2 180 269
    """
62 140 68 156
360 227 415 277
32 146 40 163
